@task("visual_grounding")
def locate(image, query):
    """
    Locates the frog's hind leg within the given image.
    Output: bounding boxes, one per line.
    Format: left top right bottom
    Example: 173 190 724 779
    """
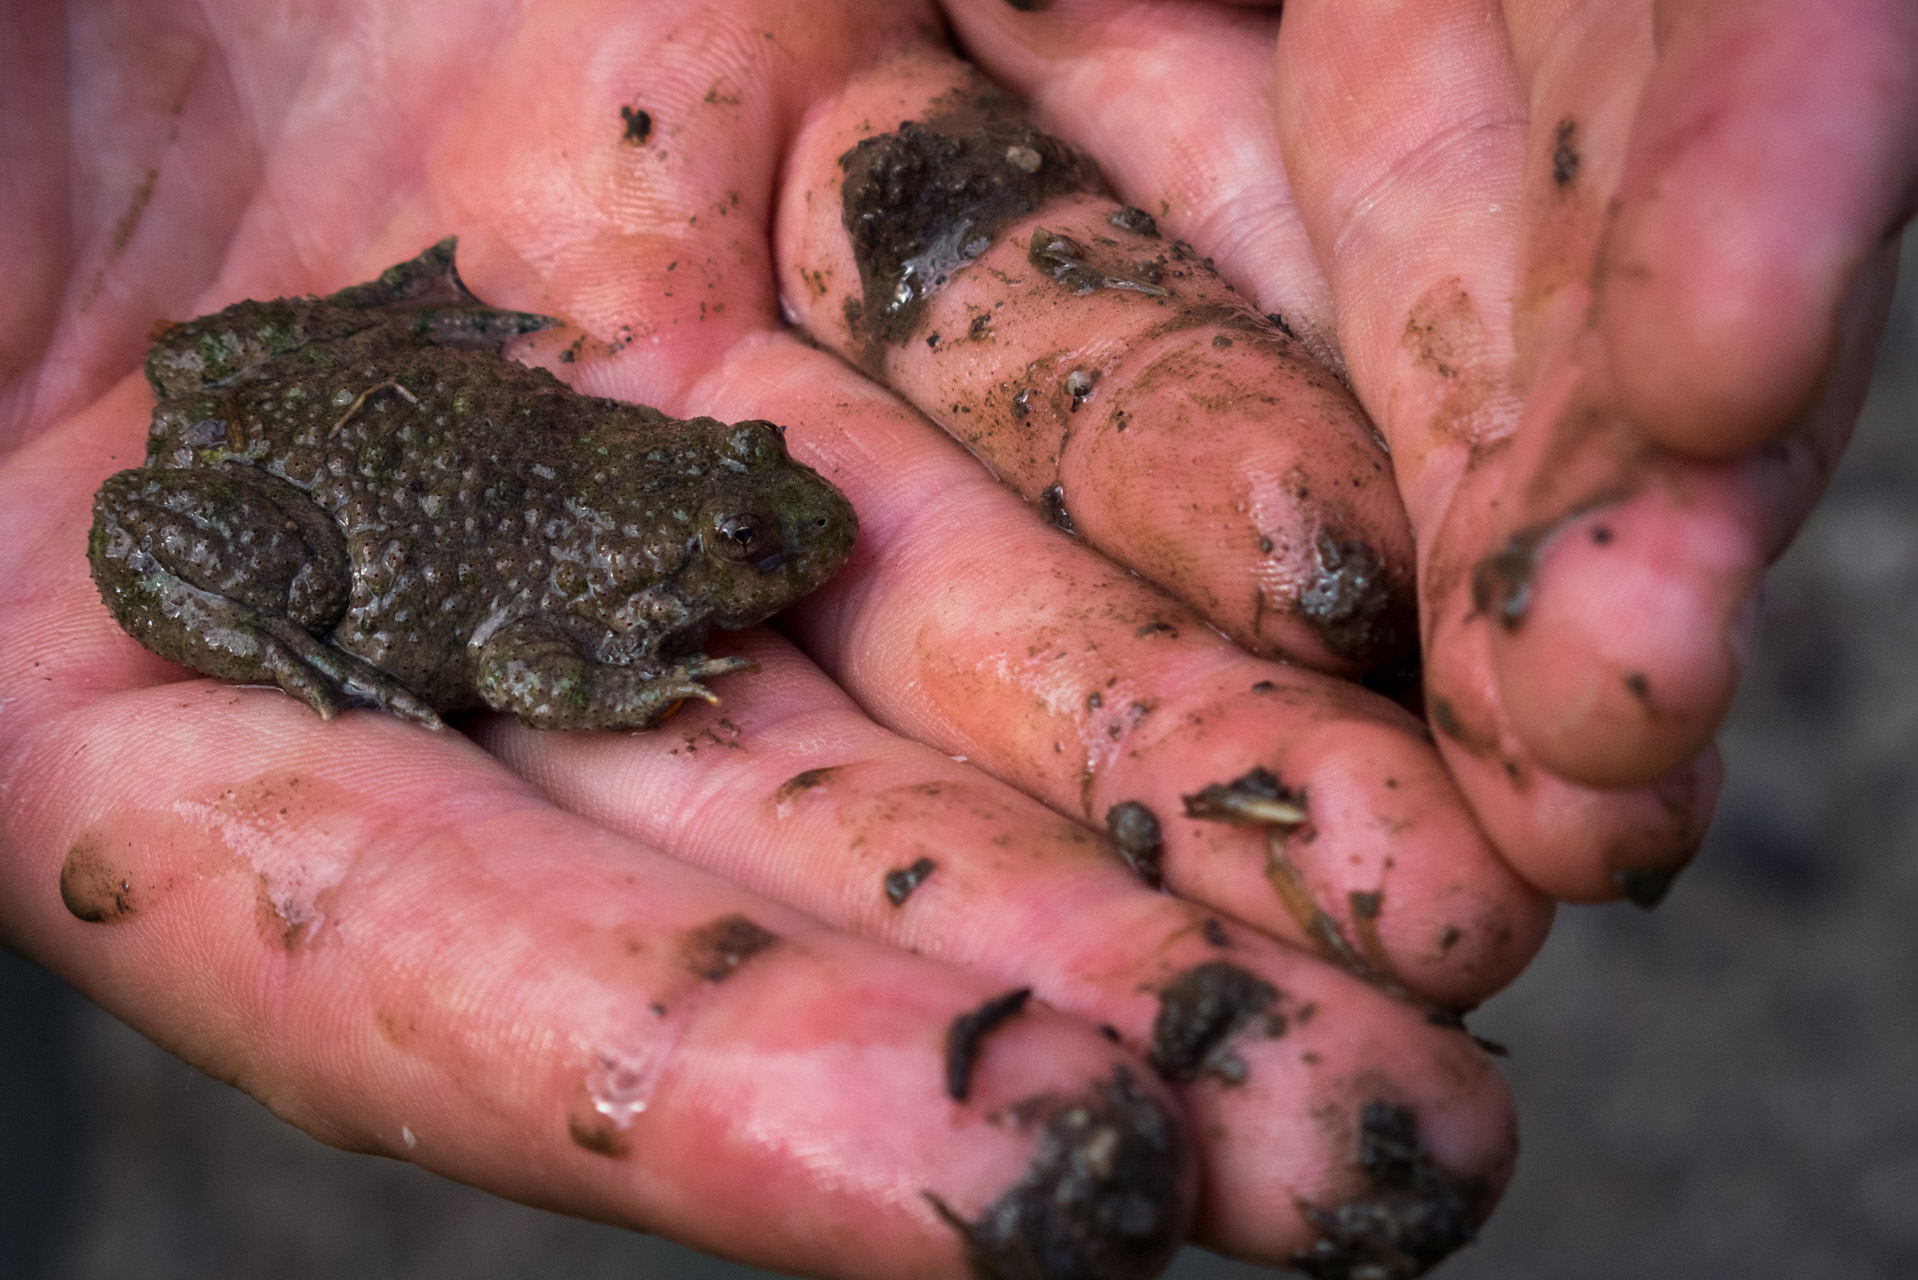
325 237 561 351
473 617 758 731
88 464 444 730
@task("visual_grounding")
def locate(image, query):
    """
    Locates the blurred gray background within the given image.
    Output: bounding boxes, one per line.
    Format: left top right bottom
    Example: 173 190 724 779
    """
5 236 1914 1279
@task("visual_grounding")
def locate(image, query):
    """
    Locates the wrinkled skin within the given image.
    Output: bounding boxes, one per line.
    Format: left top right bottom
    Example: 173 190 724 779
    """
1 1 1909 1277
89 240 858 730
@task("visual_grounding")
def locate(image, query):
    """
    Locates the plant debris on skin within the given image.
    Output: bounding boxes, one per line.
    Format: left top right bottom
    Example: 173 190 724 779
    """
1291 1103 1489 1280
946 987 1033 1102
927 1067 1189 1280
839 91 1099 349
1183 770 1406 993
1027 228 1171 298
886 855 938 906
1105 801 1164 888
1148 962 1285 1085
1182 766 1309 828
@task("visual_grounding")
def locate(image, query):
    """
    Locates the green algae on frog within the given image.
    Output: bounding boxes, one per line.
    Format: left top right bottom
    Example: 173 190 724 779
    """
88 239 856 731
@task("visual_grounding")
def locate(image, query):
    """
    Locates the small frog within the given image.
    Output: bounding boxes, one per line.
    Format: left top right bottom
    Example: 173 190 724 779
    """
89 239 857 730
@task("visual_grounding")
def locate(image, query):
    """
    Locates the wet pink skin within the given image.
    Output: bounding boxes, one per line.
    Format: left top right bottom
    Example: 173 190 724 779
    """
943 0 1909 898
3 0 1907 1272
1 1 1525 1273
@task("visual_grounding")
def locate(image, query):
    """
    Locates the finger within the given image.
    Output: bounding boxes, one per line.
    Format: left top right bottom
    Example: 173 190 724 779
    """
1481 0 1906 785
1 391 1196 1280
937 0 1338 360
1598 0 1918 459
683 334 1551 1004
1273 0 1732 896
776 45 1420 676
485 627 1520 1263
408 6 1547 997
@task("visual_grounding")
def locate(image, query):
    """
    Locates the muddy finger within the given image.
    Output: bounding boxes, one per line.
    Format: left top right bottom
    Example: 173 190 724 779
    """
777 49 1418 675
0 675 1191 1280
485 628 1520 1264
683 335 1550 1008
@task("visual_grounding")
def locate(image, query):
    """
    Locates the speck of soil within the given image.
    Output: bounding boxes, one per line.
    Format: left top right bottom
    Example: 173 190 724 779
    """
1300 529 1416 666
679 914 779 982
1038 484 1076 535
1291 1102 1489 1280
928 1066 1188 1280
1471 530 1542 629
1201 918 1230 948
1107 205 1158 237
839 88 1099 347
1148 962 1283 1084
886 856 939 906
1005 0 1052 9
1266 312 1299 340
1551 118 1580 188
1624 671 1652 701
59 839 139 924
619 105 653 145
1105 801 1165 888
946 987 1033 1102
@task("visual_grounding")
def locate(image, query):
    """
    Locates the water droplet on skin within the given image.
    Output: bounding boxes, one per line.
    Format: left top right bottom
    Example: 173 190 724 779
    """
402 1125 417 1149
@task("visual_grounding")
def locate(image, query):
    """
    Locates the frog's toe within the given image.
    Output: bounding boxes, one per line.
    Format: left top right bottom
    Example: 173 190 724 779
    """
259 617 444 731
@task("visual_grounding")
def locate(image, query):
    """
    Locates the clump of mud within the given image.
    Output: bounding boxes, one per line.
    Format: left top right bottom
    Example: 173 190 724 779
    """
1148 961 1284 1084
1292 1102 1489 1280
1300 529 1417 668
839 88 1100 347
1105 800 1164 887
931 1066 1189 1280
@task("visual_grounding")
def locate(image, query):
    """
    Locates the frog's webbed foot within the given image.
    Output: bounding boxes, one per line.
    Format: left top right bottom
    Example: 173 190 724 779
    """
474 618 758 731
325 237 560 351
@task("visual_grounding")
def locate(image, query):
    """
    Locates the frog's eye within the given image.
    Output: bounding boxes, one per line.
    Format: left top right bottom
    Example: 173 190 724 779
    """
703 501 783 568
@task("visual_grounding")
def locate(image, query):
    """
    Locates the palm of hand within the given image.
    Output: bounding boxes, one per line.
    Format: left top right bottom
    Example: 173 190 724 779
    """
2 0 1906 1277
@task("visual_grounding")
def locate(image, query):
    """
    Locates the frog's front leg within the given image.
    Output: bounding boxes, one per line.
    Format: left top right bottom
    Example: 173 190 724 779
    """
473 616 757 730
88 464 443 729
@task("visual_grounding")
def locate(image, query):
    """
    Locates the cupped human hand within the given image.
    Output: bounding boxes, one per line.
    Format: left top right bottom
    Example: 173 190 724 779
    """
0 1 1546 1276
943 0 1911 903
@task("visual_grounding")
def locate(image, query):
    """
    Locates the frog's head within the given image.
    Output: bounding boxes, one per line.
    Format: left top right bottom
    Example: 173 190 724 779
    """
683 419 858 630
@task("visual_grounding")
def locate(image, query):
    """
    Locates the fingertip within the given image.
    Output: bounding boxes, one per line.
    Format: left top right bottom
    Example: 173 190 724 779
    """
1598 0 1918 459
1487 499 1750 789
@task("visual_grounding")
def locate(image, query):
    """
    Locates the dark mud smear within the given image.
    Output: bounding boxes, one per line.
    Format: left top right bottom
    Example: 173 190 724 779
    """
59 840 139 924
1552 118 1580 188
886 856 938 906
1300 529 1417 667
619 105 652 145
1148 962 1283 1084
1293 1102 1489 1280
1104 801 1164 888
679 915 779 982
947 987 1033 1102
931 1066 1188 1280
839 88 1099 348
